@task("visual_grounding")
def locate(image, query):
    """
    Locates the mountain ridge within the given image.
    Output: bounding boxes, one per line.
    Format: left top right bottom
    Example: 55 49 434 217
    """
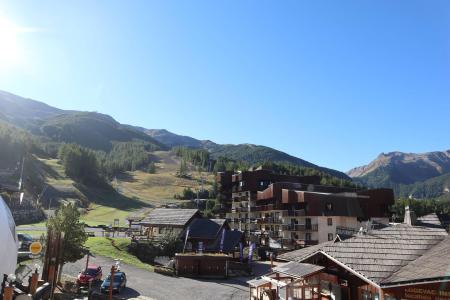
348 149 450 198
0 90 349 179
143 129 349 179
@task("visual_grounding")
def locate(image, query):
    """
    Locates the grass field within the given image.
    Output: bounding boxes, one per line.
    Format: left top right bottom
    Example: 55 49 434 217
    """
80 205 135 226
17 221 47 228
17 230 47 237
85 237 153 271
116 151 214 205
21 151 214 227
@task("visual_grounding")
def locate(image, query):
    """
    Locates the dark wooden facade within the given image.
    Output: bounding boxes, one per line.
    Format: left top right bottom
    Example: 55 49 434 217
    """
175 254 230 278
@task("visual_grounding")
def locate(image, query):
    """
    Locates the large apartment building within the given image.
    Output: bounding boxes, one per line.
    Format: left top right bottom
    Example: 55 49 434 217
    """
217 169 394 250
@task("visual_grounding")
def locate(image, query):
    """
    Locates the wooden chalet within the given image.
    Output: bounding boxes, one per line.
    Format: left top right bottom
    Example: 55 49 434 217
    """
249 211 450 300
139 208 200 239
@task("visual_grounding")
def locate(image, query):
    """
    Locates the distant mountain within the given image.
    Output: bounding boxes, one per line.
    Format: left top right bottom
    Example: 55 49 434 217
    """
0 89 348 179
348 150 450 198
396 172 450 199
145 129 349 179
0 90 63 132
144 129 211 149
39 112 166 151
0 90 165 152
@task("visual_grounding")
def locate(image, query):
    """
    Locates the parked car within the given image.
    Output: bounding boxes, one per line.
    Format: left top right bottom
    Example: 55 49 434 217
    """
17 233 33 251
77 265 102 286
100 271 127 294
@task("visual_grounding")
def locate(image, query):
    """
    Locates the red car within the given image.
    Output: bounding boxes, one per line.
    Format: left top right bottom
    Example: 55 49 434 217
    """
77 265 102 286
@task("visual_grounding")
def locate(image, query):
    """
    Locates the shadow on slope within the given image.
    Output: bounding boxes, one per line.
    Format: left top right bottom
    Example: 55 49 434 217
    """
75 183 150 211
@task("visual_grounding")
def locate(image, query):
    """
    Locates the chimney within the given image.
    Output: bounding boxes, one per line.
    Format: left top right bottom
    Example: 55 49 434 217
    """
404 205 417 225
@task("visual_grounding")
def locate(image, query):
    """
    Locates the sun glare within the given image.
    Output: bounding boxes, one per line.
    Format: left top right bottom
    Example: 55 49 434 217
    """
0 17 24 69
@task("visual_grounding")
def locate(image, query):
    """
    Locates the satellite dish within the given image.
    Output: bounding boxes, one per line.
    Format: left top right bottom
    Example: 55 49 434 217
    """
0 196 18 277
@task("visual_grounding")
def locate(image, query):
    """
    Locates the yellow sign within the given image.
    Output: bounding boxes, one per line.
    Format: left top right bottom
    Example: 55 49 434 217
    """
29 242 43 255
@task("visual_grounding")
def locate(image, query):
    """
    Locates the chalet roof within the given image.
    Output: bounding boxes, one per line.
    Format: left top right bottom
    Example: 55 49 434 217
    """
273 262 324 279
188 218 227 239
207 229 243 253
382 236 450 284
140 208 199 226
278 223 448 285
416 213 445 229
247 278 270 287
279 241 334 262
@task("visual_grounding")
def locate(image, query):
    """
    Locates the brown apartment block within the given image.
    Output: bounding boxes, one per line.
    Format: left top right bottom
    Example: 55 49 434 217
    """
217 169 394 250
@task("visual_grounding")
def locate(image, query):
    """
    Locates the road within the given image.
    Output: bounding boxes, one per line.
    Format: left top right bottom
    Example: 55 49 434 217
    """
17 226 128 238
63 255 252 300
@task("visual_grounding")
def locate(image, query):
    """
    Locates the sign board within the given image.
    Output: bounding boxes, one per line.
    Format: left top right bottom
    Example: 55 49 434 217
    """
114 219 120 227
29 242 43 255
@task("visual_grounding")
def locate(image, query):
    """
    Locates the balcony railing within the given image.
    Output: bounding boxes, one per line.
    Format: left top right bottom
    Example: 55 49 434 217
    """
281 224 318 232
257 217 283 224
281 210 306 217
249 205 285 212
267 231 281 238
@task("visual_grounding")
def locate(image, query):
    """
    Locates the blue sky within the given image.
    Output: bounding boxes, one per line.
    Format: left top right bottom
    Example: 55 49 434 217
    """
0 1 449 172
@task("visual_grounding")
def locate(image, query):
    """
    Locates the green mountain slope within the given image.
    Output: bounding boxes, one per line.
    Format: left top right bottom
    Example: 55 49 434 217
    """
349 150 450 198
40 112 166 151
396 172 450 199
144 128 208 148
0 90 63 132
0 91 166 152
0 90 348 180
144 129 349 179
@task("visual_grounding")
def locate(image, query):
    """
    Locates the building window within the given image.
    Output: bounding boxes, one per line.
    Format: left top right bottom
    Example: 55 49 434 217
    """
304 287 312 299
328 233 334 241
239 181 245 187
327 218 333 226
326 202 333 211
305 233 312 241
305 218 312 229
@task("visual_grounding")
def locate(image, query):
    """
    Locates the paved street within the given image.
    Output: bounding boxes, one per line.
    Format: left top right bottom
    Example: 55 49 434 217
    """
63 255 253 300
18 226 128 238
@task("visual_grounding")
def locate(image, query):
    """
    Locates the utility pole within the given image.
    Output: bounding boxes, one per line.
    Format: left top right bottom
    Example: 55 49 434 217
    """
37 184 48 206
108 265 115 300
18 157 25 191
85 252 90 271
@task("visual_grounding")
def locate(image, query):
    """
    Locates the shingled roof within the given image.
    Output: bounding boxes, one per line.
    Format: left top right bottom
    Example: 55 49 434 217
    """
188 218 227 239
273 262 324 279
140 208 199 226
278 223 448 285
207 229 243 253
382 236 450 285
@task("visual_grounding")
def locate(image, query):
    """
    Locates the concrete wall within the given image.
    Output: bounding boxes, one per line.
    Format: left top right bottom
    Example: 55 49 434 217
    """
317 216 359 243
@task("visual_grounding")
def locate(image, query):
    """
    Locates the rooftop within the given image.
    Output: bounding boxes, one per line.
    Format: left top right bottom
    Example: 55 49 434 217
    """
140 208 199 226
273 261 324 279
188 218 227 239
383 236 450 285
278 222 448 285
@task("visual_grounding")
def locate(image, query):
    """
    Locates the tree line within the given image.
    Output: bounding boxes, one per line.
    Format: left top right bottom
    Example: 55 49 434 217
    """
0 122 41 167
173 146 357 188
172 147 211 171
390 196 450 222
96 141 157 178
58 142 159 185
